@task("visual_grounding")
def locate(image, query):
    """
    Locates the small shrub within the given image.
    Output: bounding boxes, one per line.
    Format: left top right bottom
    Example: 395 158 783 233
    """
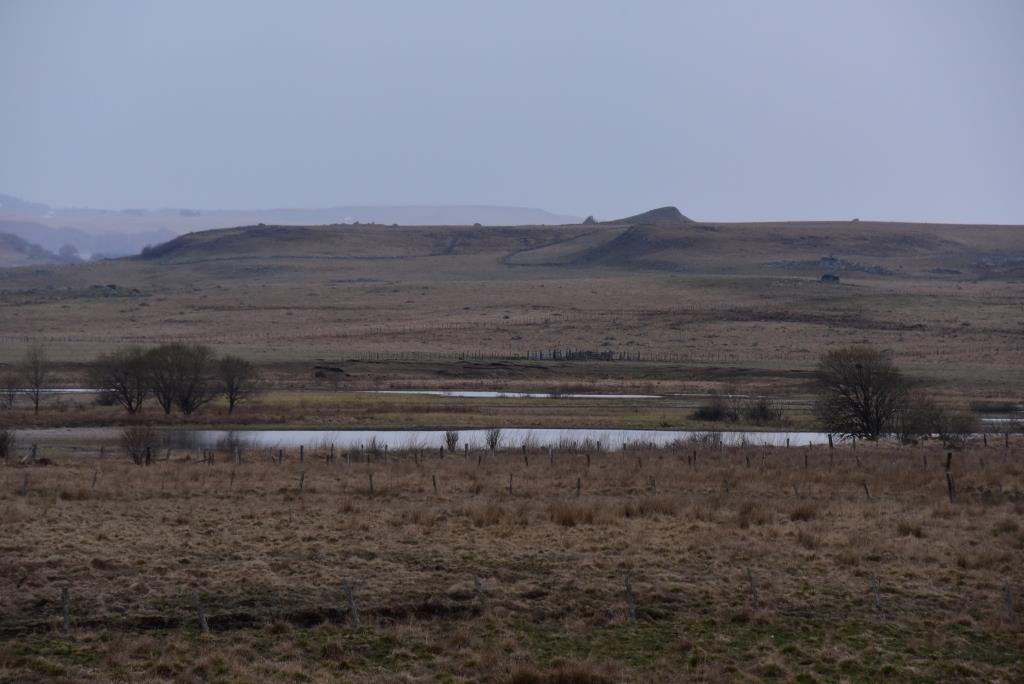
796 530 819 550
743 397 784 424
548 501 598 527
692 393 737 422
789 504 817 522
736 501 770 529
993 518 1020 536
443 430 459 453
683 432 723 448
896 520 925 538
469 502 503 527
620 495 677 519
939 411 979 449
122 425 159 465
836 550 860 567
485 427 502 451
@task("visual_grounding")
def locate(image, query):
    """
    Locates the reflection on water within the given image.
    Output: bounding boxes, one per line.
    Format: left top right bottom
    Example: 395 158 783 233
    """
368 390 661 399
161 427 833 451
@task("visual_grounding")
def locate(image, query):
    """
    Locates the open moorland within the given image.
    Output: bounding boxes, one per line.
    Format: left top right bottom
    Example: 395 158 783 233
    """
1 210 1023 682
1 210 1023 421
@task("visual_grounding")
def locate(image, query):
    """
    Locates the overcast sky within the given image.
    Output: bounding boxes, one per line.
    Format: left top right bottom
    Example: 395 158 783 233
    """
1 0 1022 223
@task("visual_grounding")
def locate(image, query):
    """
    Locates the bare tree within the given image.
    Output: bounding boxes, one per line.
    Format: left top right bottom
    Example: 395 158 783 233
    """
218 354 259 414
486 428 502 451
0 373 16 409
444 430 460 452
893 392 944 444
90 348 150 413
938 410 979 449
145 343 216 415
145 344 181 415
814 346 909 439
20 342 50 415
173 344 217 415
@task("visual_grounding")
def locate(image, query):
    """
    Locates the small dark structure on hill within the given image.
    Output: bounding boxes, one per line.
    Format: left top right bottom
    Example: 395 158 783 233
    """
820 273 841 284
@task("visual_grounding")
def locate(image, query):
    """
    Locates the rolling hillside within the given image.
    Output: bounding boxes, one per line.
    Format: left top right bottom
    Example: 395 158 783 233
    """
123 207 1024 280
0 232 73 267
0 208 1021 390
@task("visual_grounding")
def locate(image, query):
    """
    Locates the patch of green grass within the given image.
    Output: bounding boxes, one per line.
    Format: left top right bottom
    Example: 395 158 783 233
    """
511 615 1020 682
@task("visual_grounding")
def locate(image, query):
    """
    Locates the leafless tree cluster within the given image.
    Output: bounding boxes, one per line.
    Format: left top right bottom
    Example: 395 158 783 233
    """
91 344 260 416
692 390 784 425
814 346 977 444
815 346 908 439
893 392 979 448
0 342 52 414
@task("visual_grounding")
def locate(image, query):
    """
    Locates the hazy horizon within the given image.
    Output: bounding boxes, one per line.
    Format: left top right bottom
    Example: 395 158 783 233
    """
2 0 1023 224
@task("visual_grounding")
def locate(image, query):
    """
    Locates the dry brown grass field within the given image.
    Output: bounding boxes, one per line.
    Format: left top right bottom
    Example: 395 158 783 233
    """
2 438 1024 682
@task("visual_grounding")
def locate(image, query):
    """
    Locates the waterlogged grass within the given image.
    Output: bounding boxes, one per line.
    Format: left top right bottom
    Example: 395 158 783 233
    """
5 617 1019 682
513 616 1021 682
12 386 815 431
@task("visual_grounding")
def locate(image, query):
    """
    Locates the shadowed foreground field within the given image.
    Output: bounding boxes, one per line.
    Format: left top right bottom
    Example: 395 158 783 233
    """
2 439 1023 682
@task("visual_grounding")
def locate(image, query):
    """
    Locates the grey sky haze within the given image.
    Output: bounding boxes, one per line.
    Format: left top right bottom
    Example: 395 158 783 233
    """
1 0 1022 223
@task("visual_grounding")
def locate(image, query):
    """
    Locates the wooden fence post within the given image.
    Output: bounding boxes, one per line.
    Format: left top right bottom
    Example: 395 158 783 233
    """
194 589 210 634
623 573 637 622
746 569 760 610
61 586 71 633
343 580 360 627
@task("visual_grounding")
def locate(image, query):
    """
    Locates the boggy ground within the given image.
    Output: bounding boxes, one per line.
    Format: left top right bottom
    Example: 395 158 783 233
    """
2 439 1023 682
2 387 815 433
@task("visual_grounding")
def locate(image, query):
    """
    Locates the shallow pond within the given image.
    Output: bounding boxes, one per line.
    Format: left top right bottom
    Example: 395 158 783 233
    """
159 427 833 451
366 390 662 399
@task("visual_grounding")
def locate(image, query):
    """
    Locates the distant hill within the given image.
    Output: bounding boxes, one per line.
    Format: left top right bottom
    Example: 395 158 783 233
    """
603 206 693 225
0 193 583 258
0 219 175 260
0 193 50 215
122 208 1024 281
0 232 76 267
136 222 592 264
